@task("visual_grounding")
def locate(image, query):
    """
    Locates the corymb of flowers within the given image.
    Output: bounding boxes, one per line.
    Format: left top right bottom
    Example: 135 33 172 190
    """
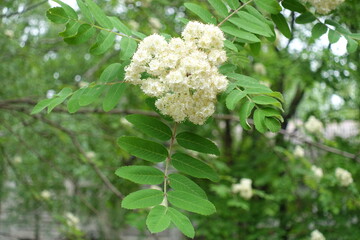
125 21 228 125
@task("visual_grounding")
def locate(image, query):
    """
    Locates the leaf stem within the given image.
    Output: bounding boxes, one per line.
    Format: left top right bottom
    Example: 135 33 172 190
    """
163 123 178 197
217 0 255 27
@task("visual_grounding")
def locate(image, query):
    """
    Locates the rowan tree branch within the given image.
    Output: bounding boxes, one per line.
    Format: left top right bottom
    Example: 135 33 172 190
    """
1 99 359 162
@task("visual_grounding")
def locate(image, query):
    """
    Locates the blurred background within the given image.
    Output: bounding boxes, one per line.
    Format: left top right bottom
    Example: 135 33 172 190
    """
0 0 359 239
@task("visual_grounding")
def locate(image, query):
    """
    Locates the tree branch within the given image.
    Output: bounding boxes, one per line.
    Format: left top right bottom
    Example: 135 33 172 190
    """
0 0 48 18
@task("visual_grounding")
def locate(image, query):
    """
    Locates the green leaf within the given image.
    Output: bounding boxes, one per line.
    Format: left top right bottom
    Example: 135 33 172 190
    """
224 40 238 52
102 83 127 112
125 114 172 141
120 38 138 60
169 174 207 199
110 17 132 36
230 11 273 37
167 207 195 238
250 42 261 56
261 107 284 122
271 14 292 39
253 108 266 133
84 0 113 28
89 31 116 55
52 0 78 19
176 132 220 155
345 36 358 53
115 166 164 184
184 3 217 24
76 0 94 23
252 95 280 105
47 87 73 113
328 29 341 44
146 206 171 233
31 99 53 114
59 20 80 38
295 12 316 24
219 64 237 74
221 25 261 43
255 0 282 14
78 85 107 106
171 153 219 182
100 63 123 83
226 73 271 92
238 99 255 130
46 7 68 24
117 136 168 163
265 117 281 132
64 24 96 44
226 0 240 10
325 19 351 35
121 189 164 209
167 191 216 215
208 0 228 18
281 0 306 13
312 23 328 39
226 89 247 110
67 88 86 113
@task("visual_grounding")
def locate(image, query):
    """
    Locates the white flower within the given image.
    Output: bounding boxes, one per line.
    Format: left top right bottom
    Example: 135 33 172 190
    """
78 81 89 88
311 165 324 179
253 63 267 75
304 116 324 134
125 21 228 125
311 229 326 240
65 212 80 227
40 190 52 200
294 146 305 158
232 178 253 200
149 17 162 29
13 156 22 164
304 0 345 14
85 151 96 159
128 20 139 30
335 167 353 186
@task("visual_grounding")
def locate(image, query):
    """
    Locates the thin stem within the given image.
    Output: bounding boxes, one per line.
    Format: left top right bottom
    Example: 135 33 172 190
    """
163 123 178 196
217 0 255 27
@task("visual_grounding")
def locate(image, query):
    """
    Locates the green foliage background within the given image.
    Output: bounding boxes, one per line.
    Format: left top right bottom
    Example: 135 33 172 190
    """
1 0 359 239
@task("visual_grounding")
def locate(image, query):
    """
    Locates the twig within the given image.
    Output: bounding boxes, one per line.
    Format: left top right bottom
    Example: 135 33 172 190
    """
217 0 255 27
0 0 48 18
1 99 358 161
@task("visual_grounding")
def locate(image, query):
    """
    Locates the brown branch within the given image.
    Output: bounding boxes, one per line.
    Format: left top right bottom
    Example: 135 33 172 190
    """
33 115 124 199
0 0 48 18
1 99 358 161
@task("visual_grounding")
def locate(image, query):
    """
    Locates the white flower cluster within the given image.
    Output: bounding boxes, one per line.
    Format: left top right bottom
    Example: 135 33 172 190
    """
335 167 353 186
311 229 326 240
65 212 80 228
232 178 253 200
305 116 324 134
305 0 345 14
40 190 52 200
125 21 228 125
294 145 305 158
311 165 324 179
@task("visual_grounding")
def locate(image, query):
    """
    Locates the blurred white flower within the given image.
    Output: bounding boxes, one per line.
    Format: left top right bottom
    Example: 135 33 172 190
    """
294 146 305 158
78 81 89 88
304 116 324 134
311 229 326 240
128 20 139 31
65 212 80 227
5 29 14 38
119 117 132 127
335 167 353 186
305 0 345 14
232 178 253 200
40 190 52 200
149 17 162 29
46 89 56 99
85 151 96 159
311 165 323 179
253 63 267 75
13 155 22 164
